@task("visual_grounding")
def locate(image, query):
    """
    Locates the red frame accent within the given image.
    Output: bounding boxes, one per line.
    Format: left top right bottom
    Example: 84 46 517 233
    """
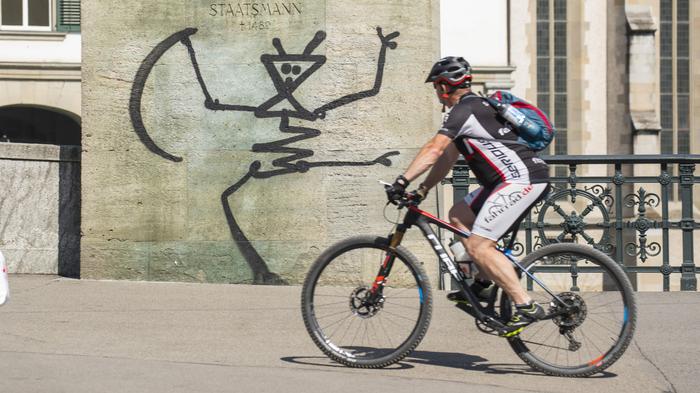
371 275 386 292
408 206 467 234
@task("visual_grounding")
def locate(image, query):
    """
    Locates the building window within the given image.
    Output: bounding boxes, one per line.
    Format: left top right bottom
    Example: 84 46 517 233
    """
0 0 79 32
660 0 691 198
676 0 690 155
1 0 51 31
537 0 567 176
660 0 673 154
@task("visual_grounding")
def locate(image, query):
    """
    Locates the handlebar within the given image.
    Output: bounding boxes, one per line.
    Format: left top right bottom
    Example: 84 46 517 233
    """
380 181 422 209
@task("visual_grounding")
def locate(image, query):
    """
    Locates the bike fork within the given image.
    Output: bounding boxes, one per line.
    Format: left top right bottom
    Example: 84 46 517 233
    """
370 225 407 296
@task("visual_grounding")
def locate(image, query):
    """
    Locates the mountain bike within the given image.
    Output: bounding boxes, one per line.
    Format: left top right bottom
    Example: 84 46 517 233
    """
301 187 637 377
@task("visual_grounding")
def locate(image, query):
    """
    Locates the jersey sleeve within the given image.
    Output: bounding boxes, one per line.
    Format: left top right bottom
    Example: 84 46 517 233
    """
437 103 473 139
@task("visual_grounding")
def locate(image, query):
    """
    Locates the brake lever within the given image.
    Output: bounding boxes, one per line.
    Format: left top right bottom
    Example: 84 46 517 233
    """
379 180 415 209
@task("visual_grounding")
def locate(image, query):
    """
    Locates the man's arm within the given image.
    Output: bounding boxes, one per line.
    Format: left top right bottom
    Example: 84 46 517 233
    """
420 142 460 190
403 134 454 183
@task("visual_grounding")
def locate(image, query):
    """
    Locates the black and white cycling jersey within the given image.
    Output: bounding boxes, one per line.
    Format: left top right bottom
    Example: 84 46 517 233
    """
437 93 549 188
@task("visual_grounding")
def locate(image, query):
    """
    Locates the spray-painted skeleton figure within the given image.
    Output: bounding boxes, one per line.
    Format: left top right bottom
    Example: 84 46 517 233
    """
130 27 400 283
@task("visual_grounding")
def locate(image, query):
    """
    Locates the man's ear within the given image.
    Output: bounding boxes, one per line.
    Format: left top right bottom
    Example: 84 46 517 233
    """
439 84 450 99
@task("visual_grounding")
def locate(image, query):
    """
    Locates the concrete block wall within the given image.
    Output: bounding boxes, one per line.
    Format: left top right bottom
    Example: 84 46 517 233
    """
82 1 441 284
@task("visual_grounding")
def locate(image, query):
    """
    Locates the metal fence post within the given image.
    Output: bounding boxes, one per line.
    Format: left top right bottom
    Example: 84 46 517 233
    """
452 159 470 202
679 163 696 291
440 159 471 291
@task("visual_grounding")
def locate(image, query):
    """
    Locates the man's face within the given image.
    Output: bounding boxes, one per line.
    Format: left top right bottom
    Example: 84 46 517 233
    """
433 82 449 105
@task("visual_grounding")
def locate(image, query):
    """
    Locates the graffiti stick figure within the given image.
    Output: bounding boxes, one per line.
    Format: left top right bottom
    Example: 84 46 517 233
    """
130 27 400 283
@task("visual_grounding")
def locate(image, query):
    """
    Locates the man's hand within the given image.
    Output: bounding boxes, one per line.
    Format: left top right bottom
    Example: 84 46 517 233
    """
385 175 409 205
407 184 429 204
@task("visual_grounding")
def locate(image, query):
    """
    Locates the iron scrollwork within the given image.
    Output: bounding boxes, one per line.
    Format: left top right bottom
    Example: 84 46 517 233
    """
624 188 662 262
536 184 614 254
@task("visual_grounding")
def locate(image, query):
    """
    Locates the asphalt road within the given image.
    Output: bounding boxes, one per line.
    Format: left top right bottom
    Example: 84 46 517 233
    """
0 275 696 393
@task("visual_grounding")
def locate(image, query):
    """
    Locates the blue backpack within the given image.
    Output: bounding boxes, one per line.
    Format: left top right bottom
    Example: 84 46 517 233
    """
486 90 555 151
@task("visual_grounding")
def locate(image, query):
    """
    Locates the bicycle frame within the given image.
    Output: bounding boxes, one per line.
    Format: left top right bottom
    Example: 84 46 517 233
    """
374 204 567 327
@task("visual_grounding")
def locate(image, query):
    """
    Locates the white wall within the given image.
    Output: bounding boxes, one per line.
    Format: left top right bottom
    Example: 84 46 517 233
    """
508 0 531 98
440 0 508 66
0 33 81 63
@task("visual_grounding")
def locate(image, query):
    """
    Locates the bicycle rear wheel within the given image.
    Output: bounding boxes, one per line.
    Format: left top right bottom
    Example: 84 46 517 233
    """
301 235 432 368
504 243 637 377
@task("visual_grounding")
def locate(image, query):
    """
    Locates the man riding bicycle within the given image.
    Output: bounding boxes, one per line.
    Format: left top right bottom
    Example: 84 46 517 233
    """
385 56 551 337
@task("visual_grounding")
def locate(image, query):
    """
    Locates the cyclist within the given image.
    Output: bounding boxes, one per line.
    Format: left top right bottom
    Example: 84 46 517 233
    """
385 56 551 337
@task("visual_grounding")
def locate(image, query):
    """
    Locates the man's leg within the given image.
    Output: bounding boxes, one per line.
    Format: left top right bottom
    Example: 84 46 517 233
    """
448 199 495 302
465 235 530 305
448 200 476 229
449 189 492 279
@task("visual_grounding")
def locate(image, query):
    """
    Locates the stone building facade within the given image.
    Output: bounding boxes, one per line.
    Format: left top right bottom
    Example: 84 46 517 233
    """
0 1 697 286
0 0 81 276
443 0 697 166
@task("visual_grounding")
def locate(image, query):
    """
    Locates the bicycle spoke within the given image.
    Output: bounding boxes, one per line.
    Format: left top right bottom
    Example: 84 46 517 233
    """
350 319 363 347
579 328 606 360
521 336 570 352
316 308 353 320
586 312 622 325
584 316 621 339
336 312 357 344
325 312 354 338
377 315 394 349
383 300 419 310
381 309 420 323
314 300 350 308
312 294 354 298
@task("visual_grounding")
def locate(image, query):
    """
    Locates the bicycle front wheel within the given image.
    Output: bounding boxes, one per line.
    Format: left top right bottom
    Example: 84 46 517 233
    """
505 243 637 377
301 235 432 368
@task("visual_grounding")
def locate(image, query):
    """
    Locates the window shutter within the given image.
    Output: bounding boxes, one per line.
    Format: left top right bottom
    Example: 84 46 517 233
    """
57 0 80 32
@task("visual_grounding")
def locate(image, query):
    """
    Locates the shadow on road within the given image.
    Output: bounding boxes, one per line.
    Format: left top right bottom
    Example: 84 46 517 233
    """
282 350 617 378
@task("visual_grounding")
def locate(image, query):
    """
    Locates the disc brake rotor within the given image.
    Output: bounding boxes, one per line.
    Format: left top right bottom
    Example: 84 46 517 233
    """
349 286 383 318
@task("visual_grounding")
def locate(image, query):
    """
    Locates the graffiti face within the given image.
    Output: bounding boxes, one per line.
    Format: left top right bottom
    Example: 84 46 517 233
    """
257 32 326 117
129 27 400 283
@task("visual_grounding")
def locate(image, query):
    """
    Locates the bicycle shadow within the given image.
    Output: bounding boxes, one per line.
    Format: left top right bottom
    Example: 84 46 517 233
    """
282 349 617 378
405 350 616 377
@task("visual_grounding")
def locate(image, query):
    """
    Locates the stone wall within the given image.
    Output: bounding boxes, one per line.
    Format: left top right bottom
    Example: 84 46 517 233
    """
81 1 440 284
0 143 81 277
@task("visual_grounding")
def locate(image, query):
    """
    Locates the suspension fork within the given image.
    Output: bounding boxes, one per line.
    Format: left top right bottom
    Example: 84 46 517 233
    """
369 223 408 296
369 206 421 296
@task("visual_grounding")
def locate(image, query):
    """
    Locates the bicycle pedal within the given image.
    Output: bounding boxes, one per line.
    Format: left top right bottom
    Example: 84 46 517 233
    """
499 327 524 338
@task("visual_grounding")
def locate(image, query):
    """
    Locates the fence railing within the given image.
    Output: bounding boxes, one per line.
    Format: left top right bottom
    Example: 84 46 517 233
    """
441 154 700 291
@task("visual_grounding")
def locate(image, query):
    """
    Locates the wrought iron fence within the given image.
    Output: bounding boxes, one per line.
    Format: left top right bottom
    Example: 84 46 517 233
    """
441 154 700 291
